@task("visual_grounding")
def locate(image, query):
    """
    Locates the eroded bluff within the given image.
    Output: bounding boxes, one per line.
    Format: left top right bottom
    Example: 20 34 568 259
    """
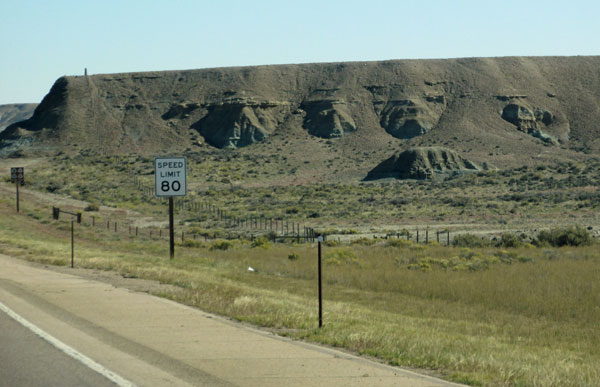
501 101 558 145
365 147 480 180
301 100 356 138
3 57 599 156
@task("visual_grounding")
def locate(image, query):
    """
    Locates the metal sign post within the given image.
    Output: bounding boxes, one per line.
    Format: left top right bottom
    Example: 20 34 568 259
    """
155 157 187 260
317 235 324 328
169 197 175 259
10 167 24 212
71 219 75 268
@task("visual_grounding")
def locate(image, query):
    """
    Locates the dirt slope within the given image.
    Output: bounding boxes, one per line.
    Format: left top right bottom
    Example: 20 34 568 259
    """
2 57 599 177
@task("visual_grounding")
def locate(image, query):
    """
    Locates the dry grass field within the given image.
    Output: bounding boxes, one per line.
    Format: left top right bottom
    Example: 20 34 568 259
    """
1 177 598 386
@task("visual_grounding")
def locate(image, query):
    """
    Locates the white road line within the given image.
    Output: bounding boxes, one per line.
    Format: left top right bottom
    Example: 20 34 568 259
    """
0 301 136 387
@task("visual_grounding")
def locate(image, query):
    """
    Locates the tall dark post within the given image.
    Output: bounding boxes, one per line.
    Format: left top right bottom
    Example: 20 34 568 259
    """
15 182 20 212
318 236 323 328
71 220 74 268
169 197 175 259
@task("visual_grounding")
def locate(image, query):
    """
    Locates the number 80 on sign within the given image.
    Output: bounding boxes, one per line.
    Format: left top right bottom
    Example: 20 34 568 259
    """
155 157 187 197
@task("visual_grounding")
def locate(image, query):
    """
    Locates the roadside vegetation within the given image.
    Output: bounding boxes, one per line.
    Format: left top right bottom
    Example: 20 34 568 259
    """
0 194 598 386
14 154 600 233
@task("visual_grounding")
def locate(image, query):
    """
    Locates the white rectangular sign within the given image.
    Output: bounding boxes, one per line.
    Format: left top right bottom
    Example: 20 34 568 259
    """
155 157 187 197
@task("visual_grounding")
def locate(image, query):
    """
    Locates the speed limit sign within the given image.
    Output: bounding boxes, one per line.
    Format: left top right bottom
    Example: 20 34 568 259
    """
155 157 187 197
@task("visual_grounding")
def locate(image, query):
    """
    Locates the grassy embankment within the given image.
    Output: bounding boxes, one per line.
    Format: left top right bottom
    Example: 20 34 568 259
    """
1 195 598 386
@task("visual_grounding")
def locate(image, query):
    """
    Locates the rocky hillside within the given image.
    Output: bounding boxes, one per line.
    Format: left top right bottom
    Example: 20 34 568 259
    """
0 104 37 133
2 56 600 180
365 147 480 180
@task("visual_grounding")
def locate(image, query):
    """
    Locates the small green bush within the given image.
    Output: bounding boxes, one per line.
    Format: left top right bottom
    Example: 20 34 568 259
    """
251 237 271 249
350 237 377 246
209 240 233 251
496 233 523 248
494 250 519 264
324 248 361 265
385 239 414 248
46 181 62 193
535 226 594 247
452 234 491 248
84 203 100 212
182 239 205 248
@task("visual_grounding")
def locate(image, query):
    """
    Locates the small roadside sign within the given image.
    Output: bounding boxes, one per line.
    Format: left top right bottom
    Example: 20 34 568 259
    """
10 167 24 212
155 157 186 197
154 156 187 260
11 167 24 185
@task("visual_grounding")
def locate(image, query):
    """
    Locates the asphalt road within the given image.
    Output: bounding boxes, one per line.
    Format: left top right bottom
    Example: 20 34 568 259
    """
0 254 461 387
0 310 117 387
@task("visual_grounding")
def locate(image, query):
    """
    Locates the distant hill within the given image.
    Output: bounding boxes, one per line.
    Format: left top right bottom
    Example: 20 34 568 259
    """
2 57 600 179
0 104 37 133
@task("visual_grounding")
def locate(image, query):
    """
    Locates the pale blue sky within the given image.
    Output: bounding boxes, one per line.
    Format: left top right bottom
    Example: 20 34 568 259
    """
1 0 598 104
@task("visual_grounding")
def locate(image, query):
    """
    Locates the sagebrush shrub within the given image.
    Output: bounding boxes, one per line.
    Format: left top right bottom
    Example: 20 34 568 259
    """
452 233 491 248
535 226 594 247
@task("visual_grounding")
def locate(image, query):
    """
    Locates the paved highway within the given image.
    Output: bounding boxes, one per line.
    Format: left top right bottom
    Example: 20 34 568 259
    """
0 254 461 387
0 310 118 387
